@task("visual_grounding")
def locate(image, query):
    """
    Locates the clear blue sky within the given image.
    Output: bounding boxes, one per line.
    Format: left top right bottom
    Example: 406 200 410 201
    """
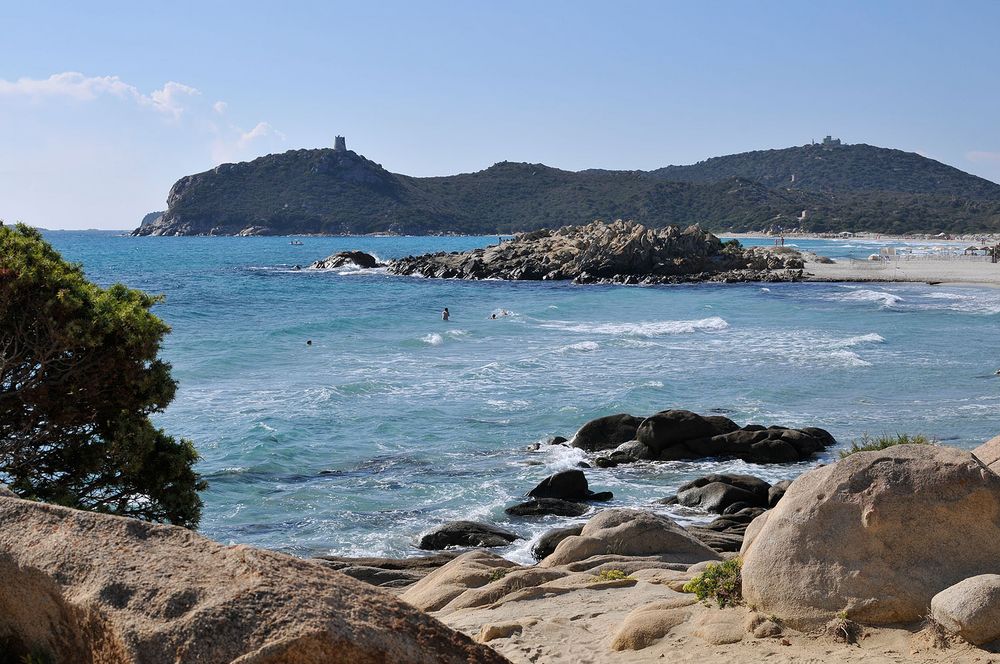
2 0 999 229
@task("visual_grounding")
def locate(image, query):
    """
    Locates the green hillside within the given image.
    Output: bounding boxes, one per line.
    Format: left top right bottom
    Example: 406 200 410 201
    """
134 142 1000 236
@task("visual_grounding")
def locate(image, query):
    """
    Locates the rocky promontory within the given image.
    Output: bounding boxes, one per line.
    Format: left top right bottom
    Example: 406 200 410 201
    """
310 220 806 284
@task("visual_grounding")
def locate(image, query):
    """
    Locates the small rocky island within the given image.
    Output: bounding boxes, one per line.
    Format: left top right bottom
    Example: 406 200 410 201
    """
309 220 806 284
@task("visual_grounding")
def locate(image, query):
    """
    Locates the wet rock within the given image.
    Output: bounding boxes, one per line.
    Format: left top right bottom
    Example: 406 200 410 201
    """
526 469 613 502
637 410 718 455
569 413 644 452
531 525 584 561
309 250 380 269
317 552 458 588
505 498 589 517
418 521 521 550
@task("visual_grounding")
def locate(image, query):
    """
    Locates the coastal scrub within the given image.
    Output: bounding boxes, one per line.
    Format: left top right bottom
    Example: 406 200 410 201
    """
683 558 743 608
0 223 205 526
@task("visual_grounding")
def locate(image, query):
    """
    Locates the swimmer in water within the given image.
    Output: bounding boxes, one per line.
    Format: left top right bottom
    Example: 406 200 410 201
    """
442 307 450 321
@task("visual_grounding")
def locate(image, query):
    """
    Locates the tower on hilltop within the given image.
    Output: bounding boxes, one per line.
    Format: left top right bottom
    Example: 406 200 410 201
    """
334 135 347 151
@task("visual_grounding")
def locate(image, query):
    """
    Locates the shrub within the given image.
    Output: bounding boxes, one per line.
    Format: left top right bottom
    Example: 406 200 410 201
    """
488 568 508 583
0 223 205 527
593 569 632 582
682 558 742 608
838 433 934 459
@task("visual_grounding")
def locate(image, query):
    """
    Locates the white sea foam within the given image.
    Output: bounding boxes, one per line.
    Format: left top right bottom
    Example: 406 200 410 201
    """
557 341 600 353
827 350 873 367
831 289 903 307
446 329 469 338
422 333 444 346
542 316 729 337
833 332 886 348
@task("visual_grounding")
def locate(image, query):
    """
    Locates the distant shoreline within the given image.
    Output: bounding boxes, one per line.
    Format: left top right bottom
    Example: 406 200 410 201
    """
803 256 1000 288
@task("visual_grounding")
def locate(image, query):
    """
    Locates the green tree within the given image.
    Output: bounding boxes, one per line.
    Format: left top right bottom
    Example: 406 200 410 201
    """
0 223 204 527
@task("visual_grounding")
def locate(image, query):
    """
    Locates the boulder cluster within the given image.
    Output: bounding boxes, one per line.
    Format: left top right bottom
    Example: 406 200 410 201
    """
309 220 806 284
567 409 836 465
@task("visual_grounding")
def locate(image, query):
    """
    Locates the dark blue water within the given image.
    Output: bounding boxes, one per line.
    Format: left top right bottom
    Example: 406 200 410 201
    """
43 231 1000 561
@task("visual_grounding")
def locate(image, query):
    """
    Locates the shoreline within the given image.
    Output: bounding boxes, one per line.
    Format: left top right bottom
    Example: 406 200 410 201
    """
802 256 1000 288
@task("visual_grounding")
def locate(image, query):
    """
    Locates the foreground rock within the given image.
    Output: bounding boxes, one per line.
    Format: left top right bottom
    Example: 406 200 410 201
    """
539 508 720 568
386 220 805 284
741 444 1000 628
317 552 459 588
569 409 835 464
0 495 508 664
930 574 1000 645
418 521 521 550
309 250 382 269
975 433 1000 472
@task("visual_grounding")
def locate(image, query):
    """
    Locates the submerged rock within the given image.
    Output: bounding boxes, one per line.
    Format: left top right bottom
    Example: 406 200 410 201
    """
387 220 805 283
418 521 521 550
0 495 507 664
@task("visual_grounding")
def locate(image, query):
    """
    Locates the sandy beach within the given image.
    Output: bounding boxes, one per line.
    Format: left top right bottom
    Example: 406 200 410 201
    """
804 255 1000 287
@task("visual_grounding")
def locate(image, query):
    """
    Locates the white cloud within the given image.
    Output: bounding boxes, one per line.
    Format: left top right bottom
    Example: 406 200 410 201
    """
966 151 1000 163
213 100 228 115
0 71 199 120
237 121 283 148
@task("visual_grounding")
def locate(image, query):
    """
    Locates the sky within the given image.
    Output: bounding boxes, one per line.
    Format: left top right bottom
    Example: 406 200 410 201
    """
2 1 999 230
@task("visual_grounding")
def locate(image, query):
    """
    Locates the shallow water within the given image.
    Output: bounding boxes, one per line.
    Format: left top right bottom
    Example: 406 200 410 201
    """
44 231 1000 562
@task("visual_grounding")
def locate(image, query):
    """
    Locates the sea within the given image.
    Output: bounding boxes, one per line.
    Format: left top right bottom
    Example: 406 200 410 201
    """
44 231 1000 562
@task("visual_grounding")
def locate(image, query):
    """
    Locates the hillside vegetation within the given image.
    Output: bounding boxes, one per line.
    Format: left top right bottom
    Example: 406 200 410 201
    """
134 142 1000 236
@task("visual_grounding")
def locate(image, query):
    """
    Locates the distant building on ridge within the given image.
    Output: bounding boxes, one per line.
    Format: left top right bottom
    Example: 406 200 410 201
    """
334 136 347 152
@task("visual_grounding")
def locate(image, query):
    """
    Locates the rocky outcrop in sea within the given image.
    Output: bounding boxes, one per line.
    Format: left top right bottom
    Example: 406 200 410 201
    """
309 220 806 283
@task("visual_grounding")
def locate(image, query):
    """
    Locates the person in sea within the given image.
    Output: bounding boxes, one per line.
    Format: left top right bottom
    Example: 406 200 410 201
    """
442 307 450 321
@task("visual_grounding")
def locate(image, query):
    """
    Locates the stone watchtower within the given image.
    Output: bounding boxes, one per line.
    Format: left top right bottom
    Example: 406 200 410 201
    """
334 135 347 152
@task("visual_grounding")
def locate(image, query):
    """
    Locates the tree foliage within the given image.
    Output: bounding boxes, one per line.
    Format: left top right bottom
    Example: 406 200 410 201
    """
0 223 204 526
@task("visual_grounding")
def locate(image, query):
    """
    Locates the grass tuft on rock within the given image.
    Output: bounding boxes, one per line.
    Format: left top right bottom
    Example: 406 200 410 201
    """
488 568 509 583
838 433 935 459
683 558 743 608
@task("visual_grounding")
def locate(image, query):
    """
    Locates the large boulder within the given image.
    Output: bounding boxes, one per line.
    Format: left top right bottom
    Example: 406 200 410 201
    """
741 445 1000 628
526 469 612 501
540 509 720 567
418 521 521 550
0 496 508 664
930 574 1000 645
570 413 644 452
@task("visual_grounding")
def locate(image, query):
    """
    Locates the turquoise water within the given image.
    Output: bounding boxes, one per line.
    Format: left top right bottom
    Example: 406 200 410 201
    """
44 231 1000 562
